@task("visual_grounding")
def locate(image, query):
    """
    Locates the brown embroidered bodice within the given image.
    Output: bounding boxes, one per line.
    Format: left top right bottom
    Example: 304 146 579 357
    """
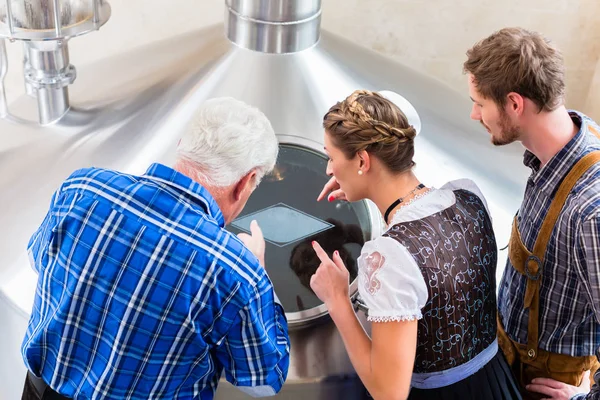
384 189 497 373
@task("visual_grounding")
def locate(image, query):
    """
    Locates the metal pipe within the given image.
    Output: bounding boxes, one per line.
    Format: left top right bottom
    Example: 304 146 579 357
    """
22 42 35 97
92 0 100 24
228 0 321 22
36 84 69 124
52 0 62 37
0 39 7 118
226 0 321 53
4 0 14 35
0 1 112 124
24 41 75 124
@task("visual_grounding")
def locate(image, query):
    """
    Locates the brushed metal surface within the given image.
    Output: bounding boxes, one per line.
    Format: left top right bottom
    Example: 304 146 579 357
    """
0 22 528 399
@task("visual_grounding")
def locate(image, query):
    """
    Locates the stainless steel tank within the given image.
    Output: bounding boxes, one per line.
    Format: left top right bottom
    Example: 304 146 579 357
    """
0 0 530 398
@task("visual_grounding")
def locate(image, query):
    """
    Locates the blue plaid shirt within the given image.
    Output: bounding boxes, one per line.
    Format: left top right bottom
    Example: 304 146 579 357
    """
496 112 600 399
22 163 290 399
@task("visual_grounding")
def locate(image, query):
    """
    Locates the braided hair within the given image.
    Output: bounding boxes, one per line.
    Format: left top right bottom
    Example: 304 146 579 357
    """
323 90 416 173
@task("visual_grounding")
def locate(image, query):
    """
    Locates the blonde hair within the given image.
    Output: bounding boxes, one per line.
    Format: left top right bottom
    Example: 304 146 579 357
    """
323 90 416 173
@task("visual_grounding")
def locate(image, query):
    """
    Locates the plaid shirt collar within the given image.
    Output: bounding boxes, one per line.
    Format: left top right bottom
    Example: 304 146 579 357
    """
523 111 589 196
143 163 225 227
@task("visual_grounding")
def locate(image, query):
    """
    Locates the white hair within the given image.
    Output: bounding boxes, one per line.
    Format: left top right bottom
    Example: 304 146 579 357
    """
176 97 279 187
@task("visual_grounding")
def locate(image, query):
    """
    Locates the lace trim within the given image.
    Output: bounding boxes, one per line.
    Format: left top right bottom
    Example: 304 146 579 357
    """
367 313 422 322
389 188 436 225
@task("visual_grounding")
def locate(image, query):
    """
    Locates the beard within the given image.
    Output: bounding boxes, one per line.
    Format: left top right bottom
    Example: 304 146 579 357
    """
482 110 520 146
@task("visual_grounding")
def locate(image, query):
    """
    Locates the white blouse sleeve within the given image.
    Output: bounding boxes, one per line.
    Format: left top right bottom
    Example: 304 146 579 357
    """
357 236 428 323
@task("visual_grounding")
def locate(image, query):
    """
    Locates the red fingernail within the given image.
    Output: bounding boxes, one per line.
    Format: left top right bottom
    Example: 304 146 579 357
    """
312 241 316 246
328 195 334 202
334 250 339 257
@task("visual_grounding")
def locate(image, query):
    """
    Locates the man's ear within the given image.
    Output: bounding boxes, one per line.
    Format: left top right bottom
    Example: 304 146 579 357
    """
233 169 257 201
506 92 525 117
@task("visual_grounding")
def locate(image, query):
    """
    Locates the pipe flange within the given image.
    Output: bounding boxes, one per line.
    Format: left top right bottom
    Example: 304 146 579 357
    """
24 64 76 89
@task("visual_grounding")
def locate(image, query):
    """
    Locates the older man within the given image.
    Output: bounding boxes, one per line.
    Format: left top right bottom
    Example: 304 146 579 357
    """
21 98 289 399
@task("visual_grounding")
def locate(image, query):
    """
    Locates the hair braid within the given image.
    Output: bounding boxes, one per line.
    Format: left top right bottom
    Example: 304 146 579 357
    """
323 90 416 173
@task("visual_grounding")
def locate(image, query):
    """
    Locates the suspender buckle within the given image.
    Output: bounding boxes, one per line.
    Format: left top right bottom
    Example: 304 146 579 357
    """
525 255 542 281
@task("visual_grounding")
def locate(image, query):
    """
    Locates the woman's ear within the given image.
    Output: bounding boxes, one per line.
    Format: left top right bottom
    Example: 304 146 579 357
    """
357 150 371 172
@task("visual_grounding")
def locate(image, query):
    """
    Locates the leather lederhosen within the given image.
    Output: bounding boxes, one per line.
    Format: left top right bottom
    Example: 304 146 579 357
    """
498 147 600 400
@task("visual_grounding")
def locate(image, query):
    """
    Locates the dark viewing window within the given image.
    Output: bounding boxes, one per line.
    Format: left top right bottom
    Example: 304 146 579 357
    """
227 144 371 312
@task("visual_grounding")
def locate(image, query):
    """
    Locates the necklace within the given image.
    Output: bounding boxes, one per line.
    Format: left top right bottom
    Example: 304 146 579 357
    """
389 188 434 223
383 183 425 224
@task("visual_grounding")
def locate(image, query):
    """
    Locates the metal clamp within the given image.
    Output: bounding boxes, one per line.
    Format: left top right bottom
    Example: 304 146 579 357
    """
352 293 369 315
525 254 542 281
24 64 76 89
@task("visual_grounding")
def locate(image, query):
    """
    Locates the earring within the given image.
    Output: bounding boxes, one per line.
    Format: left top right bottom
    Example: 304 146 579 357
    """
358 170 363 175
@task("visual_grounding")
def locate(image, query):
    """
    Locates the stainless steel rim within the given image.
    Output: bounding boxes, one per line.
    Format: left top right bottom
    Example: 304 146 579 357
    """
275 135 382 329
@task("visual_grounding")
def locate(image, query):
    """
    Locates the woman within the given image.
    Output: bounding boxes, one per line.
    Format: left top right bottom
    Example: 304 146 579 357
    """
310 90 521 399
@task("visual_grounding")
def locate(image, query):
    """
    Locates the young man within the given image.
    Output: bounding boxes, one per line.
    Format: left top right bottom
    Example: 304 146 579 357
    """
464 27 600 400
21 97 289 399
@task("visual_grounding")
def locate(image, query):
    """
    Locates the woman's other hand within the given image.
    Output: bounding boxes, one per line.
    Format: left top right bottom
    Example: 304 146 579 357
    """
317 176 347 202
